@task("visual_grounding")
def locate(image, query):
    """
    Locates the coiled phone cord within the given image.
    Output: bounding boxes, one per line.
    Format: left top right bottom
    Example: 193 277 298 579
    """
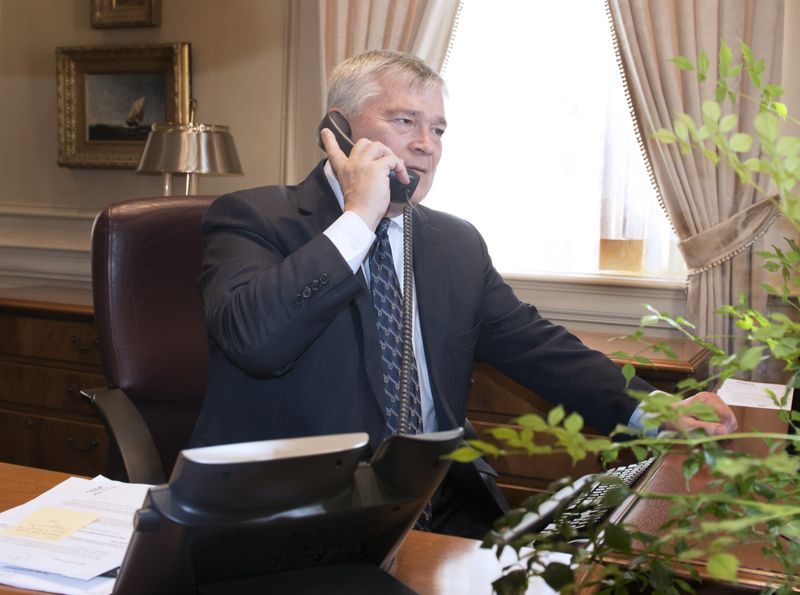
397 202 415 434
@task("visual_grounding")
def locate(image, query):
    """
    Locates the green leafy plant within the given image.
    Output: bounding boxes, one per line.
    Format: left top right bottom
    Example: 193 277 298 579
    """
450 41 800 594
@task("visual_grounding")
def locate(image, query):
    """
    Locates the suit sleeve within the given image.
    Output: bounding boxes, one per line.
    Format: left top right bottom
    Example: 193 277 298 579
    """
199 191 363 378
470 231 652 434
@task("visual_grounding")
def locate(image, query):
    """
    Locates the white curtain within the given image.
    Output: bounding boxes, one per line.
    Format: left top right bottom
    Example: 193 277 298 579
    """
607 0 784 356
318 0 461 100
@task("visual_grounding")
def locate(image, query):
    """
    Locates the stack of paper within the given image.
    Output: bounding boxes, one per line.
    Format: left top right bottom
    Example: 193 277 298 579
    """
0 476 151 595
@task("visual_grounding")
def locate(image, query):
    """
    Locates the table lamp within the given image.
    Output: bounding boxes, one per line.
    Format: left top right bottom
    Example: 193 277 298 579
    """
136 100 243 195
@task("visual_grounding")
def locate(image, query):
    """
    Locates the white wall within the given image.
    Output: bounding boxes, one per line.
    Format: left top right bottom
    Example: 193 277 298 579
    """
0 0 289 287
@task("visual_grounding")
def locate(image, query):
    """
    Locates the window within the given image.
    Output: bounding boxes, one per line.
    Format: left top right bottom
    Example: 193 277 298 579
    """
426 0 685 279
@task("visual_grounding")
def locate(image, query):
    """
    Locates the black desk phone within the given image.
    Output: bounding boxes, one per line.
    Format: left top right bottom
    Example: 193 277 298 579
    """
317 111 420 203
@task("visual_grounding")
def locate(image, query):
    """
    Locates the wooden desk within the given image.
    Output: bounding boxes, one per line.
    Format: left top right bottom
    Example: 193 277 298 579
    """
605 405 791 592
0 462 524 595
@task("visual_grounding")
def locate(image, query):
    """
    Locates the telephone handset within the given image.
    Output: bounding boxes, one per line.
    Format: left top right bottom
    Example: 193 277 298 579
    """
317 111 420 203
317 110 418 434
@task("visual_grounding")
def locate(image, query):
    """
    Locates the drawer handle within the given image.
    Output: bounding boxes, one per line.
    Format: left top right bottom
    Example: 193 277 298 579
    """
71 334 100 353
67 434 99 451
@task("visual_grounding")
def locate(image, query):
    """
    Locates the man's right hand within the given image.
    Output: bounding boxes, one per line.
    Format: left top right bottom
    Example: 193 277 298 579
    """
320 127 410 230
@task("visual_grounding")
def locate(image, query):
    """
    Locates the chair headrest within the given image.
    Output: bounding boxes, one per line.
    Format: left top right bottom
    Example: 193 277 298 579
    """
92 196 217 404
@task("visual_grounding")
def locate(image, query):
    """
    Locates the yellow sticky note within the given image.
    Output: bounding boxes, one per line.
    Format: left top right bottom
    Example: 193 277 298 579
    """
2 507 98 541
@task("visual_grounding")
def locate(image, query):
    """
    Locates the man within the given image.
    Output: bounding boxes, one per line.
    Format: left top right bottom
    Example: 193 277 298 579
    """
191 50 736 537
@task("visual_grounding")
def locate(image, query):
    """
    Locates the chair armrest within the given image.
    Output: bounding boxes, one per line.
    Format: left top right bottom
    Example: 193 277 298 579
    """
80 387 167 485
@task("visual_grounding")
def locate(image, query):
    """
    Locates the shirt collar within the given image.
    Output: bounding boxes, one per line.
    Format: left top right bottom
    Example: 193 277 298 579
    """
323 160 345 211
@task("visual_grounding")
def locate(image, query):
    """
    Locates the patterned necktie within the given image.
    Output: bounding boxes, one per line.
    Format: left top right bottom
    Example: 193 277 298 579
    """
369 218 430 529
369 218 423 436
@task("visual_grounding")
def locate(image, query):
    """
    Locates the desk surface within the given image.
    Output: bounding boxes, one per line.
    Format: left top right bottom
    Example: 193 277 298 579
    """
0 463 519 595
605 404 791 592
1 404 792 594
608 452 788 592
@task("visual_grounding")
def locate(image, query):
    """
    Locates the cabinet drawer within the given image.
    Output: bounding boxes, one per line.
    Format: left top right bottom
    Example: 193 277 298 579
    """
0 313 101 366
0 361 106 417
0 409 109 476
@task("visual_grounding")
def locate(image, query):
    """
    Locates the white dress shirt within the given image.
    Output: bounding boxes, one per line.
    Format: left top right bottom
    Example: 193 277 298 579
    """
322 161 438 432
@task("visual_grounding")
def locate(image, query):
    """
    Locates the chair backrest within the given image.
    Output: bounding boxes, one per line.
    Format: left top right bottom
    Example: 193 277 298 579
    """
91 195 216 478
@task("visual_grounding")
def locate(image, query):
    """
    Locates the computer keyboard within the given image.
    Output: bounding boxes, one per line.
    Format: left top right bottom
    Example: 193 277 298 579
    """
538 457 655 536
501 457 656 543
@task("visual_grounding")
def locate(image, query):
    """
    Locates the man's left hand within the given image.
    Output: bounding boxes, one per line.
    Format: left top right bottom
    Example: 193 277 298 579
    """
663 391 738 436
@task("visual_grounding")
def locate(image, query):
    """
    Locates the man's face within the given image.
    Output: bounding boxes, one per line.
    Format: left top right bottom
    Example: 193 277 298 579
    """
347 74 446 207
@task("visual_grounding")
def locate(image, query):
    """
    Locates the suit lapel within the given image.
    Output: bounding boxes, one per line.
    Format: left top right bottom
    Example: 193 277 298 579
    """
298 162 386 417
297 161 344 234
412 207 454 427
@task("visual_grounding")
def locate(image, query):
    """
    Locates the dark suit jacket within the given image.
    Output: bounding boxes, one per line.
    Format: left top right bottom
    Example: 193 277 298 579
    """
191 161 652 523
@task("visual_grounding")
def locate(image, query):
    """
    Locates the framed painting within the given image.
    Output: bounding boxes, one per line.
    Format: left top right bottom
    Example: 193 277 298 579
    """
91 0 161 28
56 43 190 169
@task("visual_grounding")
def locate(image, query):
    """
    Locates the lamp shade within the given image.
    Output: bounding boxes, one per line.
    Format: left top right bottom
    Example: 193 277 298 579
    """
137 123 243 176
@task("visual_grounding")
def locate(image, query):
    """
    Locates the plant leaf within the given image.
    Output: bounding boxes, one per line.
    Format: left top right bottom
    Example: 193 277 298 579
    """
541 562 574 591
702 99 721 124
754 111 780 142
653 128 677 143
707 552 739 582
547 406 565 427
445 446 482 462
719 113 738 132
729 133 753 153
773 101 789 118
563 412 584 434
670 56 695 71
603 523 631 552
492 569 528 595
776 136 800 156
622 362 636 385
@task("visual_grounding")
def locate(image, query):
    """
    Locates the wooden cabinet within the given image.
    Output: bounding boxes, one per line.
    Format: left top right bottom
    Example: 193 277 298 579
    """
467 331 710 506
0 287 109 476
0 284 709 503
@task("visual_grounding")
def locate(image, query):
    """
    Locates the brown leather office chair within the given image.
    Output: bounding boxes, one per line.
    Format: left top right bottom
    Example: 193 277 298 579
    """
82 196 216 484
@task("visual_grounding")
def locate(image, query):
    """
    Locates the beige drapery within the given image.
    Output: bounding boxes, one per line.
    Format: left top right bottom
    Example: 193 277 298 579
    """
318 0 461 100
607 0 784 354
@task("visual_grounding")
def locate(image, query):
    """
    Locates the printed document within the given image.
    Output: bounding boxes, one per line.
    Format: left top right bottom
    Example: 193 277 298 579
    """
717 378 793 410
0 475 150 581
0 562 115 595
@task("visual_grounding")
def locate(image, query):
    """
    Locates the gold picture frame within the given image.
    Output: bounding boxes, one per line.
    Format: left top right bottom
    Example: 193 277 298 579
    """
56 43 190 169
91 0 161 28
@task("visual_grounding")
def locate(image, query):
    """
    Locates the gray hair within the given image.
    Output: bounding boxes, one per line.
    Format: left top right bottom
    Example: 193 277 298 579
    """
326 50 445 117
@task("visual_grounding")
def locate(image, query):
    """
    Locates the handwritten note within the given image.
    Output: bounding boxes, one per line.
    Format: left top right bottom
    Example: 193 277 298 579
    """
2 507 97 541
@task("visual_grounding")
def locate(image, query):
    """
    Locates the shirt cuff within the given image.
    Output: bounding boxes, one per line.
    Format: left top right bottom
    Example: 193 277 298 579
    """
323 211 375 274
627 403 659 437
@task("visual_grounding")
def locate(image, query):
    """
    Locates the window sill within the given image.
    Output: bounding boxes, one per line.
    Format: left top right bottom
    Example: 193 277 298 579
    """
501 271 688 338
502 270 687 291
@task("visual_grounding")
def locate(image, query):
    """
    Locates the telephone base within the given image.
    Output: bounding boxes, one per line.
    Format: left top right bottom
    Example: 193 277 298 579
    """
197 562 417 595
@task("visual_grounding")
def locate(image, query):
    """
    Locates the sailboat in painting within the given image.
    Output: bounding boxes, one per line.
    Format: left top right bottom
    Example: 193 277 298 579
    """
126 96 146 127
87 88 153 142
